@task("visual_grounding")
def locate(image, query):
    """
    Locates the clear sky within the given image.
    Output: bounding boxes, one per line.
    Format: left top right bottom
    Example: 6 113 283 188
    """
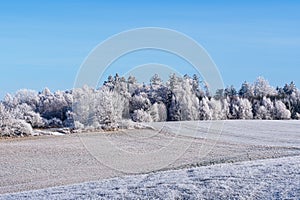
1 0 300 98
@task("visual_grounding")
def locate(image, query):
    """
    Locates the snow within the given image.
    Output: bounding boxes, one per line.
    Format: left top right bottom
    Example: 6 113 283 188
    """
33 130 65 136
1 155 299 199
150 120 300 147
0 120 300 198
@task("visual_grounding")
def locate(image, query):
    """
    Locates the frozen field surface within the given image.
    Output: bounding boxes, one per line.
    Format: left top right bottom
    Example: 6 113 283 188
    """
1 155 299 199
0 120 300 198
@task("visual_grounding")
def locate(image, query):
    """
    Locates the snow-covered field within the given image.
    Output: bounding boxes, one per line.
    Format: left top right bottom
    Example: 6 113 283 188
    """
1 156 299 199
0 120 300 199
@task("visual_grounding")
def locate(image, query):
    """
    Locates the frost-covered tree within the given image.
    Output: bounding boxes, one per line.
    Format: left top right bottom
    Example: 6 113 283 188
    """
157 102 168 122
132 109 152 122
72 85 124 130
180 77 200 120
254 77 276 98
274 100 291 120
279 82 300 118
127 75 140 95
239 81 254 99
167 73 180 91
148 102 167 122
199 97 212 120
225 85 237 98
236 98 253 119
214 89 224 100
166 74 182 121
69 85 95 128
37 88 72 125
203 81 211 97
130 93 152 113
12 103 44 128
129 91 158 122
227 97 239 119
150 74 163 89
167 75 199 121
208 98 227 120
168 95 181 121
199 97 229 120
0 103 33 137
254 97 274 120
94 87 125 129
147 74 170 106
283 81 297 96
2 90 44 128
8 89 39 110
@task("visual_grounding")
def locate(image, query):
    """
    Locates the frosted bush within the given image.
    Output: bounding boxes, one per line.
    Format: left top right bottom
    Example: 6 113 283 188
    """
132 109 153 122
11 120 33 136
0 103 33 136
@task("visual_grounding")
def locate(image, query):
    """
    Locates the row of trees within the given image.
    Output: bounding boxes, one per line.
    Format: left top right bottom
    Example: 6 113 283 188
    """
1 74 299 136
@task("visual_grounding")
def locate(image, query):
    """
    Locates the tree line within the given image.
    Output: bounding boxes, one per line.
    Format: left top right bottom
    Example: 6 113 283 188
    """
1 74 299 136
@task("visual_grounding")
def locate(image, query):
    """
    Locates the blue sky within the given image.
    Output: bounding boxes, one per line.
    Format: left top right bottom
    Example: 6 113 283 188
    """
1 0 300 97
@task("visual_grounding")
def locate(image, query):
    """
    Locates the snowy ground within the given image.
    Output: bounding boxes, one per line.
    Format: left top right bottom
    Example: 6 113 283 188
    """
1 155 299 199
0 120 300 198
